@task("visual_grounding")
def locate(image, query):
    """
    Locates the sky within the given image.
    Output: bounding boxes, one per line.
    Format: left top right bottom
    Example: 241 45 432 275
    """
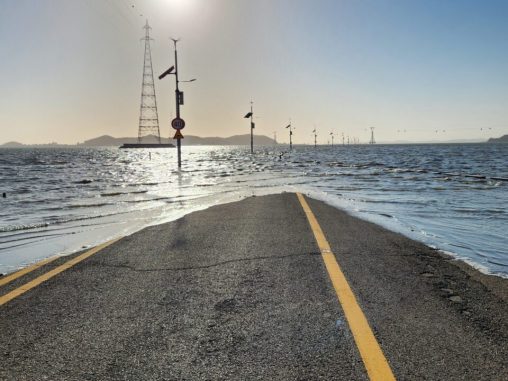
0 0 507 144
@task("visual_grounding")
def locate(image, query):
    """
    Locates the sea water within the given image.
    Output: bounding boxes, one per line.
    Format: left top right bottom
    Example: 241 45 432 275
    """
0 144 506 277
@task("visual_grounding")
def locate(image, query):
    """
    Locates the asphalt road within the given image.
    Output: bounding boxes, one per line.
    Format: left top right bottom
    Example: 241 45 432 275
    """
1 193 507 380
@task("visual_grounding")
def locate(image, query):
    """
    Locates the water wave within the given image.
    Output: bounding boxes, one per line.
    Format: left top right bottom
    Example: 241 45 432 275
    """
0 144 506 277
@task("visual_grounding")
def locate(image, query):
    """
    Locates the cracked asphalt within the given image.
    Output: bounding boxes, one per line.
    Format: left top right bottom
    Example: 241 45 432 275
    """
1 193 507 380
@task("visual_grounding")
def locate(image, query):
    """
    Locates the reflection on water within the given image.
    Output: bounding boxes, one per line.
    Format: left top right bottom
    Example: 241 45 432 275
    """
0 144 506 277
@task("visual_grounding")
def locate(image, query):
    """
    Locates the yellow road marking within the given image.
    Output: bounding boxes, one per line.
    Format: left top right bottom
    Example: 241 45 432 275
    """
0 238 121 306
296 193 396 381
0 256 59 287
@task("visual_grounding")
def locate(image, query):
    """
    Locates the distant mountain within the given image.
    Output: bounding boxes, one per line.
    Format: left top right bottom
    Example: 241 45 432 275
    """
0 141 70 148
487 135 508 143
181 134 276 146
1 141 24 147
78 134 277 146
77 135 141 146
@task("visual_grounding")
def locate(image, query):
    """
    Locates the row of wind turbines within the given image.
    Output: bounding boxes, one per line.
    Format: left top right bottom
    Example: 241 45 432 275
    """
244 102 375 152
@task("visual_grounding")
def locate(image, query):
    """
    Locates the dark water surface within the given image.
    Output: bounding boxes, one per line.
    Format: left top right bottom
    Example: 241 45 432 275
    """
0 144 506 276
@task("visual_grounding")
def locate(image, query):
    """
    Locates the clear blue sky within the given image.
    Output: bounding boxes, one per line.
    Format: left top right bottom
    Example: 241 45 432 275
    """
1 0 507 144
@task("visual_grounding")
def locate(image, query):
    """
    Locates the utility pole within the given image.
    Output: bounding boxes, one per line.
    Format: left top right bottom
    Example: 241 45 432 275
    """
369 127 376 144
243 102 254 153
285 120 293 150
330 132 334 146
312 128 317 148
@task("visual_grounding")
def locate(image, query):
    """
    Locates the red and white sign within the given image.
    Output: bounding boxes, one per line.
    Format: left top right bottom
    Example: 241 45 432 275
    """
171 117 185 130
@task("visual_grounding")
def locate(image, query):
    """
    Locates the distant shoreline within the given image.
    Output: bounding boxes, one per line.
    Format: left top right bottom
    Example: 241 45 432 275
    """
1 133 277 148
1 141 503 148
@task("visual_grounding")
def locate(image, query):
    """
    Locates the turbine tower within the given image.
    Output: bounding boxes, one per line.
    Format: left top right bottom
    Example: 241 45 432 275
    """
369 127 376 144
138 20 161 143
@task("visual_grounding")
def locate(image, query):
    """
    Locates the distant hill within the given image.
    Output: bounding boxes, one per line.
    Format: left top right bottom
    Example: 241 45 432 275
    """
78 135 132 146
182 134 276 146
487 135 508 143
1 134 277 147
1 141 25 147
0 141 70 148
78 134 277 146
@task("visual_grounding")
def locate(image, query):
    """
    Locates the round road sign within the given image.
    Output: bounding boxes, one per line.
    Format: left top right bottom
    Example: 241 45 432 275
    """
171 117 185 130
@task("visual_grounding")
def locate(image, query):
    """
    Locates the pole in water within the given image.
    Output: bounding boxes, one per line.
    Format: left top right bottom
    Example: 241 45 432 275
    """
244 102 254 154
174 39 182 167
250 101 254 154
2 193 5 198
177 138 182 167
285 119 293 150
158 37 187 168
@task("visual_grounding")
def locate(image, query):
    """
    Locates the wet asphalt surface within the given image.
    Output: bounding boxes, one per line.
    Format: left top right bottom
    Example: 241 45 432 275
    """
1 193 507 380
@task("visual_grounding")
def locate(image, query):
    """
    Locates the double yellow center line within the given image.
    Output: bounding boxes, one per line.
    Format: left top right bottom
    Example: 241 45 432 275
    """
0 238 120 306
297 193 396 381
0 255 59 287
1 195 395 380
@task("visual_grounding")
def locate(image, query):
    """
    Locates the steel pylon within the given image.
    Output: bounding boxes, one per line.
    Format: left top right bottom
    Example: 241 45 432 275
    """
138 20 161 143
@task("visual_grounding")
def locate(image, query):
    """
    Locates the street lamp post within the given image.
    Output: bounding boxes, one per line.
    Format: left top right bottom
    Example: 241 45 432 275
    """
285 120 293 150
312 128 317 148
159 39 195 168
243 102 255 153
172 39 182 167
248 102 254 154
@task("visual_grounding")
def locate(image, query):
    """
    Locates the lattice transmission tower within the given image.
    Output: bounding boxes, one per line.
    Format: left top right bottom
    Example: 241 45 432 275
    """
138 20 160 143
369 127 376 144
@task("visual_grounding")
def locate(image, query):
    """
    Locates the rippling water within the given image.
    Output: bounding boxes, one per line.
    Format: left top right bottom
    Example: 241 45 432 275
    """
1 144 506 277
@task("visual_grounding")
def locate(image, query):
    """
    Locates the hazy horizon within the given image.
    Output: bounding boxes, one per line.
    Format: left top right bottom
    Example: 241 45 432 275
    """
1 0 507 145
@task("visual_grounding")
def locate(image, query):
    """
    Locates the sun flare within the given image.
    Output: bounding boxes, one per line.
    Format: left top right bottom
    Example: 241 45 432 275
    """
160 0 197 13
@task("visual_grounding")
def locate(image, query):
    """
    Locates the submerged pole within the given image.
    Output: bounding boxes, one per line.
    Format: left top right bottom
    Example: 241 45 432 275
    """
285 120 293 150
250 101 254 154
173 39 182 168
